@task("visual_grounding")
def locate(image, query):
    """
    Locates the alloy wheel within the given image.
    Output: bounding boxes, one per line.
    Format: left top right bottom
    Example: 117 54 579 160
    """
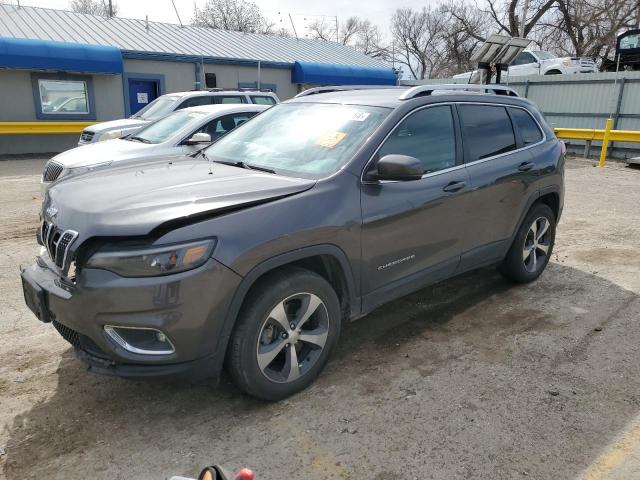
523 216 551 273
256 292 329 383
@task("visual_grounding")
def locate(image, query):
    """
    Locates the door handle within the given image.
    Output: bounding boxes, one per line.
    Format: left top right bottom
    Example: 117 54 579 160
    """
443 181 466 193
518 161 535 172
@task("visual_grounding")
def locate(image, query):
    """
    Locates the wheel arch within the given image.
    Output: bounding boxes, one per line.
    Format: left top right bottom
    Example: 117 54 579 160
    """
214 245 359 368
507 185 561 250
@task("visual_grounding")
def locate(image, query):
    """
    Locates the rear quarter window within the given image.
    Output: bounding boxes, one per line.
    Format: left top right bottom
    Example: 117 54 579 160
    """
177 96 211 109
509 107 543 145
213 96 246 104
250 96 276 105
458 105 516 161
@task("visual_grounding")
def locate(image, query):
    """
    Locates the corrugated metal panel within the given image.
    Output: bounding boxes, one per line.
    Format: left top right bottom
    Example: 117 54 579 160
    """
0 4 386 67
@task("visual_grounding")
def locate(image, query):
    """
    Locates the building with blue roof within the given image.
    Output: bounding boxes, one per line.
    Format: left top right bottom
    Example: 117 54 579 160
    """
0 3 396 154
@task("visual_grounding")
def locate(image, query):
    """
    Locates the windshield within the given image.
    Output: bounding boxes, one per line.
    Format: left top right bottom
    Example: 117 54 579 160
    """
132 96 179 120
620 34 640 50
203 103 389 178
127 110 207 144
533 51 555 60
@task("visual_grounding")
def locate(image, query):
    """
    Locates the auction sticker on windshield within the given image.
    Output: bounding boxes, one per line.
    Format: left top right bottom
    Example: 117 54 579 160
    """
347 110 371 122
316 131 347 148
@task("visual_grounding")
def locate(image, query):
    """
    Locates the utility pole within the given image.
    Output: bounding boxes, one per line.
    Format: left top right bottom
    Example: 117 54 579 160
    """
108 0 113 17
335 16 339 43
519 0 530 37
289 14 299 40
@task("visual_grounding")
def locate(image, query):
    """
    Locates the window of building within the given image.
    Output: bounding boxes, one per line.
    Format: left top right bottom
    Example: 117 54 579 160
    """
458 105 516 161
378 105 457 174
31 74 95 120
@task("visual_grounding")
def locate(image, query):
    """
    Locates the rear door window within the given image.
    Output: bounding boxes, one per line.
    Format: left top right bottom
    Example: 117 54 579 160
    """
177 96 211 109
199 113 256 140
213 96 246 104
509 107 543 146
250 95 276 105
458 105 516 161
378 105 457 174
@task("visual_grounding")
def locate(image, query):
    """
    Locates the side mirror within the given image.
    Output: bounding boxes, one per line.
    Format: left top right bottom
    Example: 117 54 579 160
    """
185 132 212 145
372 154 423 181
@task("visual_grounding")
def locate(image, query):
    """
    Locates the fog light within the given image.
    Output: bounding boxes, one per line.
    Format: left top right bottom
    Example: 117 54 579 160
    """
104 326 175 355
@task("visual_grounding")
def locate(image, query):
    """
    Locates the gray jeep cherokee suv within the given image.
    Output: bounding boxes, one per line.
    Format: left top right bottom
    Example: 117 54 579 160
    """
21 84 564 400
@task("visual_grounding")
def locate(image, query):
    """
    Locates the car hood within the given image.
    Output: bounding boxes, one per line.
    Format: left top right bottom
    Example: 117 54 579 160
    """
52 138 156 168
85 118 149 134
45 158 316 239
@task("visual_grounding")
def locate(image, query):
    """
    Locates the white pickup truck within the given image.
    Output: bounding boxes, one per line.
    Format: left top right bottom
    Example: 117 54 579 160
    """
454 50 598 81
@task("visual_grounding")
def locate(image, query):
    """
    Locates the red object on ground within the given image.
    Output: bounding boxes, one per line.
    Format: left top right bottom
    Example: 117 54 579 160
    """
234 468 254 480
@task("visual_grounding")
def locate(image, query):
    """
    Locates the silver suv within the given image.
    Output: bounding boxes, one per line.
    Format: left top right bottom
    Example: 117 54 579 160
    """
78 89 279 145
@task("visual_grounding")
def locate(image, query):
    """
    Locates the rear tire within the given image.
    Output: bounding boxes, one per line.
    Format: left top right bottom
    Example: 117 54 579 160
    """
499 203 556 283
227 267 341 401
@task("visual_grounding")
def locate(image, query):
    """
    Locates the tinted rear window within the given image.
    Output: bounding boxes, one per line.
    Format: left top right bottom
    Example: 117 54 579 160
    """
250 95 276 105
214 96 245 104
459 105 516 161
509 107 543 145
177 96 211 109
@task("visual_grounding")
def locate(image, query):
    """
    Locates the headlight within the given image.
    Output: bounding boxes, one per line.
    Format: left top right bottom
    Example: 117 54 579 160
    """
64 161 113 178
85 240 216 277
97 130 123 141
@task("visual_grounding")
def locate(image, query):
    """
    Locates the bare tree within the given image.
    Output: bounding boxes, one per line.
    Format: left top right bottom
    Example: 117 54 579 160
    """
553 0 638 59
354 20 389 59
69 0 118 17
192 0 274 34
391 7 449 79
306 17 337 42
307 16 389 60
483 0 556 37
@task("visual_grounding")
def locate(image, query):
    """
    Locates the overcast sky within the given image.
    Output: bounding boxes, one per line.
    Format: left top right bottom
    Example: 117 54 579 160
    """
13 0 434 38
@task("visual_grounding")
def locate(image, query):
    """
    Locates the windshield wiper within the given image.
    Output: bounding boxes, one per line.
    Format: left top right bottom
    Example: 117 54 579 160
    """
127 136 152 144
214 160 275 174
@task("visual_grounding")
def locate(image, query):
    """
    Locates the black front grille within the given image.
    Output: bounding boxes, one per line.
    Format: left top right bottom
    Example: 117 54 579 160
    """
80 130 94 143
53 320 81 348
43 161 64 182
40 221 78 271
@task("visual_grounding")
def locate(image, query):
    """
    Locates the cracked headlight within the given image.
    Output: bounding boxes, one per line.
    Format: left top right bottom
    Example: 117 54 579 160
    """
85 240 216 277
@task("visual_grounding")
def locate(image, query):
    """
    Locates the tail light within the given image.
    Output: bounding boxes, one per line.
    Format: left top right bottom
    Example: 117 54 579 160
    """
560 140 567 156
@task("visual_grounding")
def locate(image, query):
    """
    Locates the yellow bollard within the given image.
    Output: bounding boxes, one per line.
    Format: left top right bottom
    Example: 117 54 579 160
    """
599 118 613 168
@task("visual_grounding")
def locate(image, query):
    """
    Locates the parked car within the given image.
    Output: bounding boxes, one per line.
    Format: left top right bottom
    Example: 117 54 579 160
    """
42 104 268 193
78 89 279 145
454 50 598 81
22 84 564 401
601 29 640 71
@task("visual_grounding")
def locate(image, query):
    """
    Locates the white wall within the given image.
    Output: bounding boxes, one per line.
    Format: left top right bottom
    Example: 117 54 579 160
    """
202 63 298 99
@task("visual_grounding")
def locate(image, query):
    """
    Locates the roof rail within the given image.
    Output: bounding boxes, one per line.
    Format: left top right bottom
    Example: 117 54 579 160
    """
398 84 519 100
204 88 274 93
294 85 400 98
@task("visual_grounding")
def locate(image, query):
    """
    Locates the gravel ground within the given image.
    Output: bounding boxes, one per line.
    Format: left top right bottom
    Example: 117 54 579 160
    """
1 157 639 480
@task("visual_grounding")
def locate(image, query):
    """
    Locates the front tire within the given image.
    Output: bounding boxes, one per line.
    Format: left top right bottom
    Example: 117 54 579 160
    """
227 267 341 400
499 203 556 283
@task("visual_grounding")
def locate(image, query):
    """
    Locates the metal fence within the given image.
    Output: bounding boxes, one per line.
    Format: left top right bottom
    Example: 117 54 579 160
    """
402 71 640 159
